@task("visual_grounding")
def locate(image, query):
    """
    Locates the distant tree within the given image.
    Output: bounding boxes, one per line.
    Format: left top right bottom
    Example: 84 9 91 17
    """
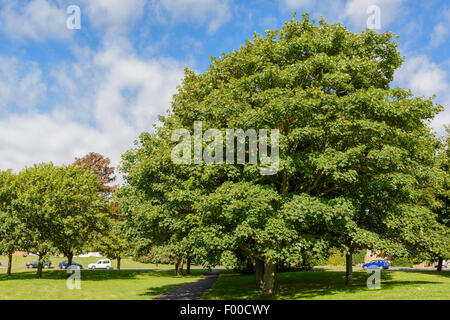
92 200 133 270
433 126 450 271
0 170 23 276
12 164 106 278
74 152 117 198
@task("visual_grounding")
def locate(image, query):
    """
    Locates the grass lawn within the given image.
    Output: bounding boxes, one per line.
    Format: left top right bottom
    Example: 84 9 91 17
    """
0 268 206 300
202 269 450 300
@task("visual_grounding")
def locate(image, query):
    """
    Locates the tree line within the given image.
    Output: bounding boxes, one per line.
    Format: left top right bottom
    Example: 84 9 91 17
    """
0 153 131 278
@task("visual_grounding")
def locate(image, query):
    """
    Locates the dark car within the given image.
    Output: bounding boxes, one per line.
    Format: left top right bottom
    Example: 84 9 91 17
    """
362 259 390 270
26 259 52 269
59 260 83 269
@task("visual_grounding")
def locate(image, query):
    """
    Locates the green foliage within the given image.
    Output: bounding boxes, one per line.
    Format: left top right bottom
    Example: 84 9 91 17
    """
390 257 414 268
353 250 366 265
0 170 23 257
118 14 446 294
10 163 107 276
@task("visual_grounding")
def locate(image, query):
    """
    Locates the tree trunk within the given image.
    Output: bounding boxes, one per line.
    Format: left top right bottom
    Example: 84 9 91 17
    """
261 260 276 296
67 252 73 268
345 253 353 286
255 259 264 288
175 260 179 275
186 256 191 275
7 253 12 276
36 253 44 279
176 257 184 277
244 260 253 274
117 256 121 270
437 257 443 272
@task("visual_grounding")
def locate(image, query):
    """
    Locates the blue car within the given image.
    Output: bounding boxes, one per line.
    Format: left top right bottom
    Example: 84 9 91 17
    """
59 260 83 269
362 259 390 270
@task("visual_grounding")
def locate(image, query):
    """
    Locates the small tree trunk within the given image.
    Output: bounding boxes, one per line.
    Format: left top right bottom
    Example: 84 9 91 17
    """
175 260 179 275
176 257 184 277
261 260 276 296
67 252 73 267
186 256 191 275
255 259 264 288
7 253 12 276
117 256 121 270
437 257 443 272
245 260 253 274
36 254 44 279
345 253 353 286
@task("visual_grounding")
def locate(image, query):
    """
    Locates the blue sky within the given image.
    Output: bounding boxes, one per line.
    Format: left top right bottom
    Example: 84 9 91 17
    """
0 0 449 173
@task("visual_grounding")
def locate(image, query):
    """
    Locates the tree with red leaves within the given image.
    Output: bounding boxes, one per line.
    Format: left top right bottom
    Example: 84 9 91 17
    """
73 152 117 198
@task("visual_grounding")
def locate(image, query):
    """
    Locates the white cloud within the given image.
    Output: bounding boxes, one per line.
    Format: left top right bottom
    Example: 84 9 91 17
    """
79 0 147 34
395 55 447 97
279 0 405 31
430 23 447 48
0 40 186 176
395 55 450 135
0 57 46 110
0 0 71 42
343 0 405 30
155 0 232 33
430 10 450 48
280 0 314 10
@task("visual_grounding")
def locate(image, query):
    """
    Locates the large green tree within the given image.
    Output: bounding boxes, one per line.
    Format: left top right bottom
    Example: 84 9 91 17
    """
432 126 450 271
119 15 445 295
12 163 106 278
0 170 24 276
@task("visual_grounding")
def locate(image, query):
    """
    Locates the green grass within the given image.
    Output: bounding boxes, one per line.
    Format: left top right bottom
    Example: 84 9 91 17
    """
202 269 450 300
0 268 206 300
0 255 194 270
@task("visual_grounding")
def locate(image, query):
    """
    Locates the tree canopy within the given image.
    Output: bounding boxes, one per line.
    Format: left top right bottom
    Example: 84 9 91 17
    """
118 14 446 295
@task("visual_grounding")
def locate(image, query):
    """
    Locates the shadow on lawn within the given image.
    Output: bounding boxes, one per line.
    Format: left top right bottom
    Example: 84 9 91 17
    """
275 271 440 299
138 283 191 297
205 270 447 300
0 269 206 282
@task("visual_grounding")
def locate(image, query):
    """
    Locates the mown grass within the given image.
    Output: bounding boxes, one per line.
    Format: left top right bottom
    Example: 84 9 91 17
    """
202 269 450 300
0 268 206 300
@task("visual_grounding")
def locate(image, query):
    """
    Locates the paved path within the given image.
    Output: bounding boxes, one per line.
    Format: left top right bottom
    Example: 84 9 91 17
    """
154 269 220 300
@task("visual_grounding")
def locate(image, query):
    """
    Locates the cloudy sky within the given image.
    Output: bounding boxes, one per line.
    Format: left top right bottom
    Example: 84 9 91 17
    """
0 0 448 176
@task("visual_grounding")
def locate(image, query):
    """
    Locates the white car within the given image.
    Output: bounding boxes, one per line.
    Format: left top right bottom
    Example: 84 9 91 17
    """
88 259 112 270
434 260 448 268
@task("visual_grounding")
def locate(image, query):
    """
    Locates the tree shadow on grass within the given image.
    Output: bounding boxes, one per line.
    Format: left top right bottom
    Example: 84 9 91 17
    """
203 270 448 300
138 283 193 298
274 271 443 299
0 269 207 282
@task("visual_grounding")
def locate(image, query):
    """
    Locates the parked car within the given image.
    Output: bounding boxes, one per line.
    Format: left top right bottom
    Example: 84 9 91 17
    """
362 259 390 270
88 259 112 270
59 260 83 269
26 259 52 269
434 260 448 268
